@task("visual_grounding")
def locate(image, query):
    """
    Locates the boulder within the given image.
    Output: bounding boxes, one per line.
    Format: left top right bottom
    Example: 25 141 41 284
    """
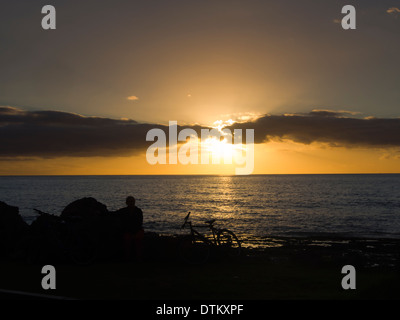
0 201 29 258
60 197 109 220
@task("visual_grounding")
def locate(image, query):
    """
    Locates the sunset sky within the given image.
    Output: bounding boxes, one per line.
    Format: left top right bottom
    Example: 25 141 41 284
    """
1 0 400 175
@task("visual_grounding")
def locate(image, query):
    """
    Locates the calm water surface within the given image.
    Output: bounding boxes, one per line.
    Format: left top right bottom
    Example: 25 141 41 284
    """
1 174 399 239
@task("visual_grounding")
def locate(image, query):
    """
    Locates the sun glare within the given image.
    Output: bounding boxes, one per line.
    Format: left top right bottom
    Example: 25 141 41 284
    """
201 118 243 164
203 136 236 161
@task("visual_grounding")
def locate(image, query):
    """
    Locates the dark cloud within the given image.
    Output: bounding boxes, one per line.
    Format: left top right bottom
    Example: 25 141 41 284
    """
0 107 170 158
1 107 400 159
227 111 400 147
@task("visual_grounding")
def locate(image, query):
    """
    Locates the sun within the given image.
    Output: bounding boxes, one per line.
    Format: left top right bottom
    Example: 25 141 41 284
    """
197 118 246 164
202 136 236 162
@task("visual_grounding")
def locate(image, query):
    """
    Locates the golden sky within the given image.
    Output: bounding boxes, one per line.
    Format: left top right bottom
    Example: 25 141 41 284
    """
1 142 399 175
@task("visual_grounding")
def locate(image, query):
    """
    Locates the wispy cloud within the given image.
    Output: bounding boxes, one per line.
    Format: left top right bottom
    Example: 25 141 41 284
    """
387 7 400 17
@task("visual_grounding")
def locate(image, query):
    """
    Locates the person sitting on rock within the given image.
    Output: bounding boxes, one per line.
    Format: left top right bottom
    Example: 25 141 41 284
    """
115 196 144 261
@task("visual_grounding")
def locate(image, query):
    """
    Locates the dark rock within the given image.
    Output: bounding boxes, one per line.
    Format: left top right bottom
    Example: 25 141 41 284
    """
0 201 29 258
60 197 109 220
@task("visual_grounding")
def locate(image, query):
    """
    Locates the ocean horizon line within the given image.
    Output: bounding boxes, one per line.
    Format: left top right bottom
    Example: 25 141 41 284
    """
1 173 399 177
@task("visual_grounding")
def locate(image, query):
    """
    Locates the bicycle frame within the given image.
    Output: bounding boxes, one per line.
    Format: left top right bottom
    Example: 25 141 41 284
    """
179 212 242 264
185 220 220 246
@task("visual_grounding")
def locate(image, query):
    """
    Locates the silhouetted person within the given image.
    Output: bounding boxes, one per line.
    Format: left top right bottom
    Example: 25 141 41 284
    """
115 196 144 261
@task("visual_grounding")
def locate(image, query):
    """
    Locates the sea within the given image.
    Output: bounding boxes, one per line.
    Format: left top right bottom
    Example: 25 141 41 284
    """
1 174 400 240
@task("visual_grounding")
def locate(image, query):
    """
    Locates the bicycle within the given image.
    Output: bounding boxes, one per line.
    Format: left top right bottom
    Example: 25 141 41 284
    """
178 212 241 264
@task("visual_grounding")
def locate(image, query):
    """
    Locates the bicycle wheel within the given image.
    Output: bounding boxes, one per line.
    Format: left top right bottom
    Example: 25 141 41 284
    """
217 229 241 258
179 235 210 264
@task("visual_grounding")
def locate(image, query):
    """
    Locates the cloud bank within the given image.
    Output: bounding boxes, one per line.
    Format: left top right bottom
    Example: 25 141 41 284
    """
1 107 400 158
0 107 165 157
227 110 400 148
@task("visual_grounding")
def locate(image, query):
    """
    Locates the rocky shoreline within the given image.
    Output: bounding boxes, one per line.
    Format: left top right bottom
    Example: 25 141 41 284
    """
2 198 400 300
2 198 400 270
